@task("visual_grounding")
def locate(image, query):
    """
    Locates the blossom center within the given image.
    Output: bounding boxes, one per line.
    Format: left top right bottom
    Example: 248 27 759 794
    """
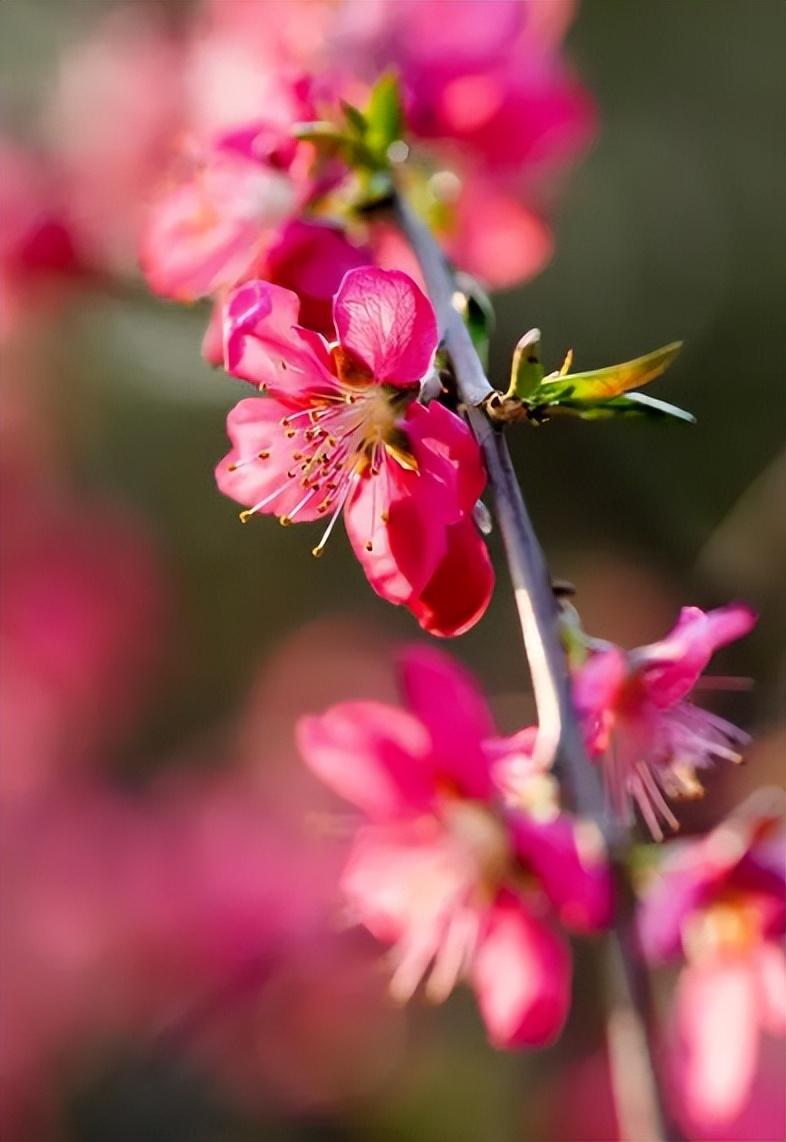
441 799 512 890
683 892 762 962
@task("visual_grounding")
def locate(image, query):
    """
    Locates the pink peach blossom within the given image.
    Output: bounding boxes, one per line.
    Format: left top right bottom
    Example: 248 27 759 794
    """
573 604 758 838
298 646 612 1049
639 792 785 1128
215 267 493 636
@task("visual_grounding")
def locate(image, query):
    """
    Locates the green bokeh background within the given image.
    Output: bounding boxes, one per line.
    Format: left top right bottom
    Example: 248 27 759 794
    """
2 1 784 1139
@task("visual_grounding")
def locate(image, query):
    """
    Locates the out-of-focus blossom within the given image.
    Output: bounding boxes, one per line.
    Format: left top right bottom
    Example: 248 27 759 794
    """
0 493 167 801
201 219 372 361
0 139 85 341
574 604 758 838
638 790 785 1130
298 646 612 1049
0 766 400 1138
335 0 595 287
216 267 493 636
48 5 185 275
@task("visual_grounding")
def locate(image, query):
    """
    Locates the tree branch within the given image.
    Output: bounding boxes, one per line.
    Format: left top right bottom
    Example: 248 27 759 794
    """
394 192 683 1142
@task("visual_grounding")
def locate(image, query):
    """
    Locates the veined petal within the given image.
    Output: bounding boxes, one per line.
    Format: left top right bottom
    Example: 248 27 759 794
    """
223 279 336 395
296 701 435 821
398 645 495 800
333 267 438 386
471 891 571 1048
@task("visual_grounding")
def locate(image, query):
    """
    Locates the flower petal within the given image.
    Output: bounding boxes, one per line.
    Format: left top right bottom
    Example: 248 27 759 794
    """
398 645 495 799
344 462 449 605
471 892 571 1048
340 819 470 949
641 604 757 709
223 279 336 395
296 701 435 821
333 267 438 385
509 813 613 932
408 516 494 638
405 400 487 514
215 396 326 523
673 960 760 1125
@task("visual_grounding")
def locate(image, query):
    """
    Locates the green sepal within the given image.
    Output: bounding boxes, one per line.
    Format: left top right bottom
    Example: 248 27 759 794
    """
452 273 494 370
292 121 377 169
364 72 404 163
507 329 544 399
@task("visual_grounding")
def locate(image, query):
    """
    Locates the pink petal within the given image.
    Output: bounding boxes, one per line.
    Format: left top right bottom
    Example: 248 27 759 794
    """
296 701 435 822
262 219 372 339
340 819 471 948
215 396 326 523
223 279 336 395
344 461 449 605
450 179 553 290
471 892 571 1049
409 517 494 638
333 267 438 385
201 294 225 367
754 942 786 1035
509 813 613 933
642 604 757 709
674 960 760 1125
405 400 487 514
637 862 709 963
398 646 495 800
140 150 290 300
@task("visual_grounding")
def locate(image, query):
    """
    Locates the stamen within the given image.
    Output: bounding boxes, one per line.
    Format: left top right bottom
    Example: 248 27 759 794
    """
238 481 289 522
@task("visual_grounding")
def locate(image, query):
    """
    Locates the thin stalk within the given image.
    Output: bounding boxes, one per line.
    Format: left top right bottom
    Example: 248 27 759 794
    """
394 192 682 1142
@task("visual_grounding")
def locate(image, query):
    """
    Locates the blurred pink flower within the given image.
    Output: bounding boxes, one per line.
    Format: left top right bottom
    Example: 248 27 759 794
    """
0 494 168 801
48 5 185 275
0 139 85 341
298 646 612 1049
216 267 493 636
638 791 785 1130
0 764 399 1136
202 219 372 361
574 604 758 838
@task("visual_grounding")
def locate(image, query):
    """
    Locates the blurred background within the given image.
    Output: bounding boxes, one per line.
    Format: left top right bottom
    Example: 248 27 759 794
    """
1 1 784 1140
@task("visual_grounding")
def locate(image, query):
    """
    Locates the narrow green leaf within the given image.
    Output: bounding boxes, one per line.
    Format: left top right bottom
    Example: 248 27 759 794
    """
365 72 404 160
341 100 368 137
292 121 376 168
554 391 696 423
540 341 683 402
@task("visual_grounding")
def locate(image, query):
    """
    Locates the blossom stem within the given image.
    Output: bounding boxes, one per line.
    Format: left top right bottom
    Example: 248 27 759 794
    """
394 192 683 1142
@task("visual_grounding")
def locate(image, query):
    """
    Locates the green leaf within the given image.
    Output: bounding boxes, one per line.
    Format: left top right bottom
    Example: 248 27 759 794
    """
292 121 376 169
555 391 696 423
507 329 544 399
453 273 494 370
364 72 404 161
539 341 682 404
340 100 368 137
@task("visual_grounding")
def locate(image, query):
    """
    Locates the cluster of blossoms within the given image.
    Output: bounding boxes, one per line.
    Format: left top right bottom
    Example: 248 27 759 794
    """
3 0 782 1136
298 646 611 1048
